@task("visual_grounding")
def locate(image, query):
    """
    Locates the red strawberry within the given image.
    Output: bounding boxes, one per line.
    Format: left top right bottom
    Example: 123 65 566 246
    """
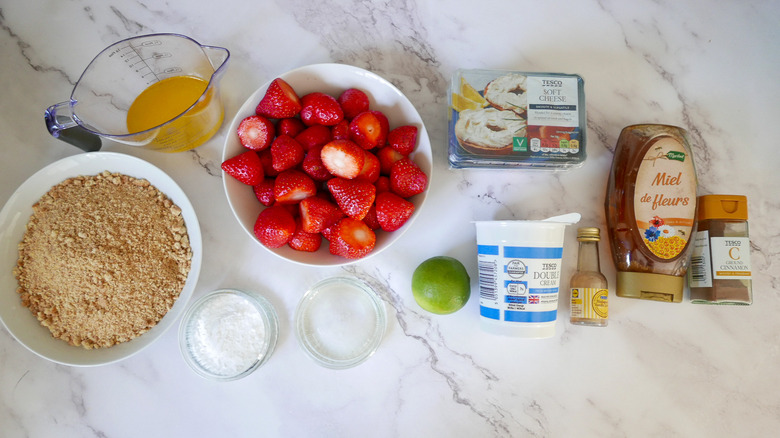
375 175 391 194
372 110 390 145
258 149 279 177
356 150 380 183
327 177 376 220
320 222 337 241
375 191 415 232
377 145 404 175
390 157 428 198
337 88 370 120
254 205 296 248
320 139 365 179
288 218 322 252
329 217 376 259
253 178 276 206
300 92 344 126
295 125 332 151
331 119 350 140
270 134 305 172
256 78 302 119
388 125 418 156
362 205 381 230
277 117 305 137
299 196 344 233
302 145 333 182
348 111 386 149
237 115 275 151
222 150 264 185
274 169 316 204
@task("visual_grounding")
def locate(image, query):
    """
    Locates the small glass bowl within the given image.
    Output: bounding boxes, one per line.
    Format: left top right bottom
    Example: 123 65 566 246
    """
179 289 279 381
295 277 387 369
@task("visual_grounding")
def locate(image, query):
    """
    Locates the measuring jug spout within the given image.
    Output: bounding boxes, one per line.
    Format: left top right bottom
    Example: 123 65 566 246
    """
202 45 230 80
44 102 102 152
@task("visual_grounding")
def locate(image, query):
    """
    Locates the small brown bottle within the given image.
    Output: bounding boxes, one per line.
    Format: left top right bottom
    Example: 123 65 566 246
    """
570 227 608 326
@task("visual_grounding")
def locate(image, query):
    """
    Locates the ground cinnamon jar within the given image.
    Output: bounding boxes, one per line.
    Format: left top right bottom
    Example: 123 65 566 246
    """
689 195 752 305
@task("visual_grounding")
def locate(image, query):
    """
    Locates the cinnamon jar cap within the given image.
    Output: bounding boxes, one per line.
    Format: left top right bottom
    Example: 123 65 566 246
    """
697 195 748 221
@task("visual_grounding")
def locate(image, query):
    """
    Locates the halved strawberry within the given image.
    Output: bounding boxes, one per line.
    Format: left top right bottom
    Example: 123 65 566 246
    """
302 145 333 182
277 117 305 137
375 191 415 232
388 125 418 156
222 150 264 185
348 111 386 149
274 169 316 204
288 218 322 252
320 139 365 179
390 157 428 198
295 125 332 151
270 134 305 172
299 196 344 233
338 88 370 120
372 110 390 145
255 78 302 119
327 177 376 220
331 119 350 140
254 205 296 248
356 150 380 183
329 217 376 259
300 92 344 126
377 145 404 175
253 178 276 206
237 115 275 151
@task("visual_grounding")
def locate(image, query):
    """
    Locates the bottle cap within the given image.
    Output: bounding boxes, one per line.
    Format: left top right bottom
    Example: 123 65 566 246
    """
616 271 684 303
698 195 748 221
577 227 600 241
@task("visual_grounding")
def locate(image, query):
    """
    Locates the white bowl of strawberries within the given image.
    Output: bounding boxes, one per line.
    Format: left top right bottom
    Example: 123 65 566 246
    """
221 64 432 266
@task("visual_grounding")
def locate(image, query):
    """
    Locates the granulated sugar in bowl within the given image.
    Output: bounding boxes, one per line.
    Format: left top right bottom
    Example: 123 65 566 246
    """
179 289 279 381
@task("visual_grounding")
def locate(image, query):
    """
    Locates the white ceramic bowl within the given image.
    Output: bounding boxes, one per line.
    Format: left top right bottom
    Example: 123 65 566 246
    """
0 152 202 366
222 63 432 266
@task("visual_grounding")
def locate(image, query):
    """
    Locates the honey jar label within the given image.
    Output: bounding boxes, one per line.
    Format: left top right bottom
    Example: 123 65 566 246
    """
633 136 697 260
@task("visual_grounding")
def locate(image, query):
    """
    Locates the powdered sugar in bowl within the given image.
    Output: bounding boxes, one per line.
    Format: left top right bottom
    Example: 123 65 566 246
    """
179 289 279 381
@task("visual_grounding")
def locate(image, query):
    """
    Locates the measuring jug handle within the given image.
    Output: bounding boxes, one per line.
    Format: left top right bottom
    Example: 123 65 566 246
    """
45 102 102 152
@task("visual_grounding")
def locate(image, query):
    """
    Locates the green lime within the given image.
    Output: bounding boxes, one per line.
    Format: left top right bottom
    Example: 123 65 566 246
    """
412 256 471 315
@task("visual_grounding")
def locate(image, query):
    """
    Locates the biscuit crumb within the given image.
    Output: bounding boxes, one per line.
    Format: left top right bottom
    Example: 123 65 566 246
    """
14 172 192 349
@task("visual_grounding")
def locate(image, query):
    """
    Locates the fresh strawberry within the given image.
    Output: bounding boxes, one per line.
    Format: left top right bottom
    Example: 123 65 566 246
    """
388 125 418 156
372 110 390 145
253 205 296 248
375 175 391 194
270 134 305 172
390 157 428 198
255 78 302 119
277 117 305 137
273 169 316 204
356 150 380 183
328 217 376 259
320 139 365 179
320 222 337 241
327 177 376 220
362 205 381 230
348 111 386 149
375 191 415 232
302 145 333 182
337 88 370 120
253 178 276 206
222 150 264 185
288 218 322 252
300 92 344 126
237 115 275 151
258 149 279 177
295 125 332 151
299 196 344 233
331 119 350 140
377 145 404 175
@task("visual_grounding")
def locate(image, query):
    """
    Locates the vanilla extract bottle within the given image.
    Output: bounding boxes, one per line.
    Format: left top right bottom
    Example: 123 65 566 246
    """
570 227 608 326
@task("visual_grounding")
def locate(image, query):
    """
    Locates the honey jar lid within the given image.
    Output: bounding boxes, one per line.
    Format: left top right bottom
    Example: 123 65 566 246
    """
698 195 748 221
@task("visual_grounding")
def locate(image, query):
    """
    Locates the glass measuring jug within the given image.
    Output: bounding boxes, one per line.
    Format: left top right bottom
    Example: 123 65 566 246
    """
45 33 230 152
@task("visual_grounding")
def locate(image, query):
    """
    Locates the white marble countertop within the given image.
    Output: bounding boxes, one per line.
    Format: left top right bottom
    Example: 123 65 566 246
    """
2 1 779 437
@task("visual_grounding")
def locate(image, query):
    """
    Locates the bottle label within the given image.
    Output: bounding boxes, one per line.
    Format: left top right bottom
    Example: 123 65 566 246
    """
633 136 697 259
570 287 608 320
689 230 713 287
711 237 752 279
